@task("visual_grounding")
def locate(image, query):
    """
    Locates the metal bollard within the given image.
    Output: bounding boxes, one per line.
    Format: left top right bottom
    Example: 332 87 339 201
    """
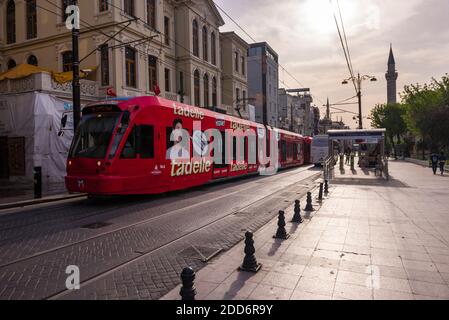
318 183 324 201
324 180 329 194
180 267 196 300
34 167 42 199
239 231 262 273
292 200 303 223
273 210 290 240
305 192 314 211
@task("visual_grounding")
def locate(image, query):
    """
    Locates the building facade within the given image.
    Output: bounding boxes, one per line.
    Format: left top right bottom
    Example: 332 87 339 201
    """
247 42 279 127
220 31 249 119
0 0 224 105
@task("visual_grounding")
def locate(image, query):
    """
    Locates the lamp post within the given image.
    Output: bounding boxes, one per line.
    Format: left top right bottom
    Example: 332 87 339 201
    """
342 73 377 129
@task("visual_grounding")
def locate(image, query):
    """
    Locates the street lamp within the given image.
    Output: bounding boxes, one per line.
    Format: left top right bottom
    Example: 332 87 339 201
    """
342 73 377 129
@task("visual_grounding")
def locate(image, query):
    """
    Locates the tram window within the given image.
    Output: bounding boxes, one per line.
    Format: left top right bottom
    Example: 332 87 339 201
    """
233 137 237 161
293 143 298 160
214 130 227 168
281 140 287 161
120 127 137 159
139 125 154 159
244 137 248 162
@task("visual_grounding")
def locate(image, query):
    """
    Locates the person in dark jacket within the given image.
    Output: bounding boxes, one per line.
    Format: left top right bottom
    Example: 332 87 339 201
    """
430 153 439 175
439 152 447 175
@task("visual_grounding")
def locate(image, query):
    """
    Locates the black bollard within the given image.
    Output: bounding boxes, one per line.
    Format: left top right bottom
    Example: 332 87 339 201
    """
239 231 262 273
273 210 290 239
180 267 196 300
305 192 314 211
318 183 324 201
324 180 329 194
292 200 303 223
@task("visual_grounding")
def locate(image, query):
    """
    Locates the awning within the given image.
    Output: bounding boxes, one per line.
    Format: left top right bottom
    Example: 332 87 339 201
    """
0 64 97 84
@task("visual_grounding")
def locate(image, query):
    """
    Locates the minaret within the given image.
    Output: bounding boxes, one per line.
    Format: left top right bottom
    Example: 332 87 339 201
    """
385 44 398 104
326 97 330 120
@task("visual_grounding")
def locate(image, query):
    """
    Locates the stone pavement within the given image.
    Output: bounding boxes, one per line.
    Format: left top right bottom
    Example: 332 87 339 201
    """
161 160 449 300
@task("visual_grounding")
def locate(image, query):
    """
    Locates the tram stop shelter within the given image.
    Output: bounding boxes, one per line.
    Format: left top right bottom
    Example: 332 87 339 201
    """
325 129 388 179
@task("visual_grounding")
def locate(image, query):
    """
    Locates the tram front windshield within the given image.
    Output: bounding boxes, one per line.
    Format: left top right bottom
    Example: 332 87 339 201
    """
69 113 121 159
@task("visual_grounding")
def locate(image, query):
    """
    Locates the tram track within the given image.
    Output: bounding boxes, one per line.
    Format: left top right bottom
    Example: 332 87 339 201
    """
46 170 321 300
0 166 317 270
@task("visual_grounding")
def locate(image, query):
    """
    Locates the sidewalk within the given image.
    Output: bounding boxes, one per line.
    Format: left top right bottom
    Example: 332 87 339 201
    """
161 160 449 300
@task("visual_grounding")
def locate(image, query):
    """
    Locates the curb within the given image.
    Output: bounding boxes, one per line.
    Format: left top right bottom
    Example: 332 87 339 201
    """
0 193 87 210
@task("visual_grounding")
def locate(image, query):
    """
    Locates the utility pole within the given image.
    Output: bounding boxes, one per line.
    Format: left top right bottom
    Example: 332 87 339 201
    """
342 73 377 130
72 0 81 130
357 75 362 129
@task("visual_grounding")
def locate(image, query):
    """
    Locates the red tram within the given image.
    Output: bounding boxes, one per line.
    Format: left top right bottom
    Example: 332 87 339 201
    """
65 96 311 195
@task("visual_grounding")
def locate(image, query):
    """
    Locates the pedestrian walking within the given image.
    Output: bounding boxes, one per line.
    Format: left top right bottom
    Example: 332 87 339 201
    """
345 148 351 165
430 152 439 175
439 152 447 176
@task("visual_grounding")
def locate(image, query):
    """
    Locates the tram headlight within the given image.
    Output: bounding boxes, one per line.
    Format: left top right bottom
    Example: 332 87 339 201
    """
97 161 102 167
68 161 72 166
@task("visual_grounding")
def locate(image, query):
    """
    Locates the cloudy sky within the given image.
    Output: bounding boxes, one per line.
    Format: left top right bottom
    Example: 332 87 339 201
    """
215 0 449 128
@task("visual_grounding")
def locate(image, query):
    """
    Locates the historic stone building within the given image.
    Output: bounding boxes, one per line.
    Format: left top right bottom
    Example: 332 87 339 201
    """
220 31 249 119
385 44 398 104
0 0 224 105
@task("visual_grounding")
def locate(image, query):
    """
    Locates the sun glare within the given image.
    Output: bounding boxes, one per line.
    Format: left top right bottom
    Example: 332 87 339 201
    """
303 0 357 35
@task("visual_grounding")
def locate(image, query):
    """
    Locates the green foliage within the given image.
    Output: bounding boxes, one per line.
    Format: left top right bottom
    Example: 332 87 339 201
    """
401 74 449 151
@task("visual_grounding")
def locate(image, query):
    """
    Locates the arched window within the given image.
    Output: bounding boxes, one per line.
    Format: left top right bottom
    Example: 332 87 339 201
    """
202 26 208 62
211 32 216 65
212 77 217 107
203 74 209 108
147 0 156 29
27 55 38 66
234 52 239 72
26 0 37 39
241 56 245 76
125 47 137 88
6 0 16 44
192 19 199 57
194 70 200 107
8 59 17 70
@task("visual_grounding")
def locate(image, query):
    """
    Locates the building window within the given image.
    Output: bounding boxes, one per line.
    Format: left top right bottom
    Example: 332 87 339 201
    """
6 0 16 44
26 0 37 40
194 70 200 107
202 26 208 62
124 0 134 16
164 68 170 92
164 16 170 46
179 72 184 96
62 51 73 72
241 56 245 75
7 59 17 70
242 90 247 110
100 44 109 86
99 0 108 12
211 32 216 65
212 77 217 107
236 88 240 104
192 19 199 57
148 55 157 91
125 47 137 88
203 74 209 108
147 0 156 29
234 52 239 72
27 55 38 66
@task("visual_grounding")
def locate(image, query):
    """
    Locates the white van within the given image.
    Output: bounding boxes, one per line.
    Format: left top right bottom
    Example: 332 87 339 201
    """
311 135 329 166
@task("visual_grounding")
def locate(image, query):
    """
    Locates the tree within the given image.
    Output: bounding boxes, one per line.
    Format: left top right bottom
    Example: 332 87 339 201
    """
401 74 449 152
370 103 407 158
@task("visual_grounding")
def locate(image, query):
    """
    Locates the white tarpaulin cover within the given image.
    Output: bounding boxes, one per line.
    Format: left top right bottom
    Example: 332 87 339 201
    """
0 92 73 194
